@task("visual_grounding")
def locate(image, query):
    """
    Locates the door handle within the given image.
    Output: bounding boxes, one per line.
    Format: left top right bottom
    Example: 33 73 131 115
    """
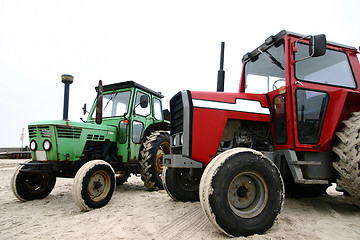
295 81 304 87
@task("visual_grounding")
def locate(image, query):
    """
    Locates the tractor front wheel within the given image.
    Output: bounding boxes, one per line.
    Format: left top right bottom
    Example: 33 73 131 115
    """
162 167 202 202
11 161 56 201
200 148 284 237
72 160 115 211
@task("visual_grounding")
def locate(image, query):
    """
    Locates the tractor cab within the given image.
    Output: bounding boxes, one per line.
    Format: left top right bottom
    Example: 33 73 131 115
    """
241 30 360 152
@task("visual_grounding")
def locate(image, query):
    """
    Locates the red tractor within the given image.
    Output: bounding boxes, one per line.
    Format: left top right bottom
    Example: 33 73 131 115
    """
162 30 360 237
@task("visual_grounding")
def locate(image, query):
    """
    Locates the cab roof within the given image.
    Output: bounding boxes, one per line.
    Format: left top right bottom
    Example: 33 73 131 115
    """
242 30 358 63
96 81 164 98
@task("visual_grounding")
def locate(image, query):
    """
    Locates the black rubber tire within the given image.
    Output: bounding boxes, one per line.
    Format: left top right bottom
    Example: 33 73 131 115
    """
11 160 56 201
162 167 203 202
140 130 170 190
333 112 360 207
72 160 115 211
200 148 284 237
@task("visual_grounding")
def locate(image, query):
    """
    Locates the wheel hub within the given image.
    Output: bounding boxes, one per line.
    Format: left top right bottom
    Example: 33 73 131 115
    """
227 172 268 218
88 171 111 201
237 186 248 198
156 142 170 174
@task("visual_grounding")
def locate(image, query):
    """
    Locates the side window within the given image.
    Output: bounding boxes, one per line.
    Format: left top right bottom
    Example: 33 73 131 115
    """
118 120 127 144
153 98 163 120
273 95 287 144
134 92 150 116
296 89 329 144
295 43 356 88
132 121 144 143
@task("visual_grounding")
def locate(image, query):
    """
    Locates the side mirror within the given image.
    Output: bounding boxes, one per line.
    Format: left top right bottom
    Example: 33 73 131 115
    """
82 103 87 115
163 109 171 121
140 95 148 108
96 80 103 124
309 34 326 57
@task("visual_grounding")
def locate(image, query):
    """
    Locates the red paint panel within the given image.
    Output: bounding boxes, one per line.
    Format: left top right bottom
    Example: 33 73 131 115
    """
191 107 271 165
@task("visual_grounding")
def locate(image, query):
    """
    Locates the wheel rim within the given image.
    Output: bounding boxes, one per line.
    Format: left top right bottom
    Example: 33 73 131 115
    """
177 168 201 191
156 141 170 175
87 170 112 202
227 171 268 218
25 173 50 193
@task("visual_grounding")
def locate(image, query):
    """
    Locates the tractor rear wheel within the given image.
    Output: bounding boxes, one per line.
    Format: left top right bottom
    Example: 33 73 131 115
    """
11 160 56 201
200 148 284 237
72 160 115 211
162 167 202 202
333 112 360 207
140 130 170 190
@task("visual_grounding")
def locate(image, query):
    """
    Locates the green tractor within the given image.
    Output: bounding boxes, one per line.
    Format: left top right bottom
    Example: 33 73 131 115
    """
11 75 170 210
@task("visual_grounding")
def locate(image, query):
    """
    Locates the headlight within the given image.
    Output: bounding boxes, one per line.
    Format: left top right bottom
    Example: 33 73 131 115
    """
30 140 37 151
43 140 52 151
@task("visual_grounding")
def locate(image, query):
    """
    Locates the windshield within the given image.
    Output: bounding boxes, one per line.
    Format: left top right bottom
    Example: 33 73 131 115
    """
92 90 131 118
244 39 285 93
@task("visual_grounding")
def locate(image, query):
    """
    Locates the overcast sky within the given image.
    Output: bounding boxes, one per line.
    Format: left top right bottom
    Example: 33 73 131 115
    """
1 0 359 147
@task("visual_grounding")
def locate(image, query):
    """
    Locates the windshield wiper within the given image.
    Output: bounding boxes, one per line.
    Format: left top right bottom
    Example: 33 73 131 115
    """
104 91 118 111
258 48 284 70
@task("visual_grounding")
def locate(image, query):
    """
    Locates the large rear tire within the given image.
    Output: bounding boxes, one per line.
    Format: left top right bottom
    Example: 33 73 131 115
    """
11 160 56 201
200 148 284 237
72 160 115 211
162 167 202 202
140 130 170 190
333 112 360 207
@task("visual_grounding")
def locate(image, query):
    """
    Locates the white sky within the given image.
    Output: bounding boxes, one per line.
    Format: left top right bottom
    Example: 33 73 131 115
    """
1 0 359 147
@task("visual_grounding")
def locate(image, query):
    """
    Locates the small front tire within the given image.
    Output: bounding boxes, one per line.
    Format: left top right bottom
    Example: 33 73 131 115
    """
72 160 115 211
200 148 284 237
162 167 202 202
11 160 56 201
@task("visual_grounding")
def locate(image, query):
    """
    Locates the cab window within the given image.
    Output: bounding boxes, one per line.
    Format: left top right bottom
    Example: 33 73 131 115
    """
244 39 285 93
295 43 356 88
134 92 151 116
153 98 163 120
92 91 131 118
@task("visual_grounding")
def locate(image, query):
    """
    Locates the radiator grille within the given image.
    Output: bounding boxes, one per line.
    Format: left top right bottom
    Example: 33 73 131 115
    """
170 92 184 135
57 127 82 139
39 127 51 138
87 134 105 141
28 127 37 138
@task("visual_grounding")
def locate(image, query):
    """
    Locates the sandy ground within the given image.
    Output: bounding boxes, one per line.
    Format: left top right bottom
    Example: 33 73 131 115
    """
1 159 359 240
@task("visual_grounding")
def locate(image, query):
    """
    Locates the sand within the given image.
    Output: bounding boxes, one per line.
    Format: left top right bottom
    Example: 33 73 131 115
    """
1 159 359 240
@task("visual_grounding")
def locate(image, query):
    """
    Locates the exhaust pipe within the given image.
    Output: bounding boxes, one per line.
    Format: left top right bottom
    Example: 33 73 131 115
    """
217 42 225 92
61 74 73 120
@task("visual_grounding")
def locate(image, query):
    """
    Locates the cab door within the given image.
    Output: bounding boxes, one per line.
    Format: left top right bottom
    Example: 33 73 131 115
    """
289 38 356 150
128 90 152 161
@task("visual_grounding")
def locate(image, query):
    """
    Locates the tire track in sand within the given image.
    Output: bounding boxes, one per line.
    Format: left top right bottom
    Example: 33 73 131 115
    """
160 203 210 239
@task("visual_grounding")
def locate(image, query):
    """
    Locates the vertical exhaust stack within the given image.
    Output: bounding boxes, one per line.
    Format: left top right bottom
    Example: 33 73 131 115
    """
61 74 74 120
217 42 225 92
